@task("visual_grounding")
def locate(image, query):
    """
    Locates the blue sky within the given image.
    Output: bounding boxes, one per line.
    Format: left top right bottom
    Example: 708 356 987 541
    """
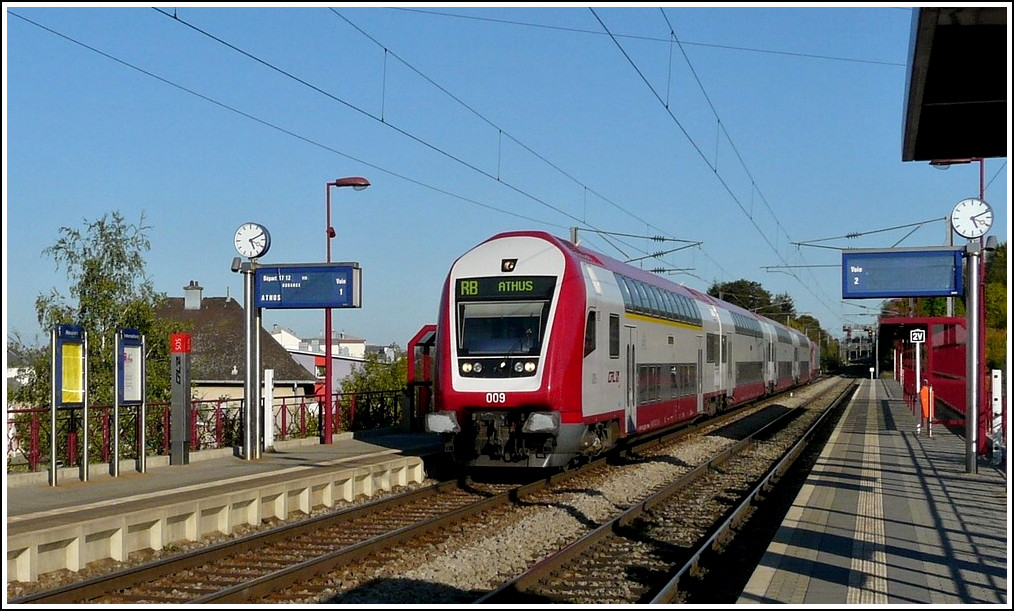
4 4 1010 350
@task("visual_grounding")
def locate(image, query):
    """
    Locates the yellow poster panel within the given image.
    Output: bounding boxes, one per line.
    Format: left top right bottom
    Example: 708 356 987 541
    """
61 342 85 405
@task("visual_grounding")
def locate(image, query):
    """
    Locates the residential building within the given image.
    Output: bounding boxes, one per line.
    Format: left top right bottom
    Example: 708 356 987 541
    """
158 281 318 401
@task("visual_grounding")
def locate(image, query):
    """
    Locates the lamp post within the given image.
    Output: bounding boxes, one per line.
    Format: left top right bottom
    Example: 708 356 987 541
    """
323 176 370 443
931 157 989 471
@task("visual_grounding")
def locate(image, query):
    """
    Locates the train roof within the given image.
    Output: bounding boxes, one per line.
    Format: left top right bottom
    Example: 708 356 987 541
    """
484 230 809 342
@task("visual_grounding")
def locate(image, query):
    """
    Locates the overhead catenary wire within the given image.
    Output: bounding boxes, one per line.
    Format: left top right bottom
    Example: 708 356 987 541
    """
591 7 843 322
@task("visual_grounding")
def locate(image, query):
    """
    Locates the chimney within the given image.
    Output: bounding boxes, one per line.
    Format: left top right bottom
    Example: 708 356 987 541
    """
183 280 203 310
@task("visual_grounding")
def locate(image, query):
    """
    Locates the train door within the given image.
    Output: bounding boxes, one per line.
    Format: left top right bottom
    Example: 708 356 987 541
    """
723 333 733 402
793 346 800 383
624 324 637 434
721 334 730 401
696 337 704 416
766 340 775 392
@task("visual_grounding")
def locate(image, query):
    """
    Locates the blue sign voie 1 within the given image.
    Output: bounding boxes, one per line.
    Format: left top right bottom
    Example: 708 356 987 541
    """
255 263 362 309
842 247 964 299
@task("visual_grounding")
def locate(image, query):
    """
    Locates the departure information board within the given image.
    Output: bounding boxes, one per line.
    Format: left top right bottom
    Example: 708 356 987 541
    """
255 263 361 309
842 247 963 299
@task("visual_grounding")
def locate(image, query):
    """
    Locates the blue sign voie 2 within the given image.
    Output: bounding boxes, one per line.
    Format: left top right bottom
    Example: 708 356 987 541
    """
842 247 964 299
255 263 362 309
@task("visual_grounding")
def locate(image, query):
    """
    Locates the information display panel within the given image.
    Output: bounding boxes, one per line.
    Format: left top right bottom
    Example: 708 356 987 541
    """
255 263 361 309
118 329 144 405
842 247 963 299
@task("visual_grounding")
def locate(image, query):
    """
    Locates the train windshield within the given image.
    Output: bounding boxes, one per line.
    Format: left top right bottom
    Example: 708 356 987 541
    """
458 301 546 356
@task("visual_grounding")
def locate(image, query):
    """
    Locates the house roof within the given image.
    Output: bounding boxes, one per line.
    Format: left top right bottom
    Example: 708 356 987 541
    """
159 296 317 384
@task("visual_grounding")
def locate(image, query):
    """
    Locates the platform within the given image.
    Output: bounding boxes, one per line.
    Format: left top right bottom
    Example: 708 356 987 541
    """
738 377 1008 605
5 429 443 585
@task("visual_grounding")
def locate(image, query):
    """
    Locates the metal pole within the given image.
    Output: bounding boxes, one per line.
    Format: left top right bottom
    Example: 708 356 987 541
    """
915 341 922 402
81 330 89 483
977 158 987 461
139 335 147 473
253 302 263 460
322 176 369 443
50 328 57 487
966 242 980 473
243 263 256 460
112 330 120 477
324 183 333 443
874 327 879 378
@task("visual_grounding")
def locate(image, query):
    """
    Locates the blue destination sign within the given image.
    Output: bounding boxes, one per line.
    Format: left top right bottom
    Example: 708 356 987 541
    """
842 247 964 299
255 263 362 309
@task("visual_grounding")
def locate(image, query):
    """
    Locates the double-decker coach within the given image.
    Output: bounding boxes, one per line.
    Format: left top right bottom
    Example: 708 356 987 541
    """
425 230 818 469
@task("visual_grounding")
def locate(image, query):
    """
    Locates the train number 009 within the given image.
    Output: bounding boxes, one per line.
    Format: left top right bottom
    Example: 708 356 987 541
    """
485 392 507 404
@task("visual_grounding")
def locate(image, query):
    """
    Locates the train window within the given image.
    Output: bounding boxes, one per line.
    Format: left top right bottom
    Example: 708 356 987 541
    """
458 301 545 356
644 285 659 316
648 285 667 318
615 275 634 309
722 335 728 363
618 278 631 311
662 290 678 320
674 294 689 322
706 333 719 363
688 297 702 325
584 311 596 357
632 281 657 316
638 365 661 405
686 296 700 324
639 284 653 314
658 289 670 318
775 326 792 344
609 314 620 358
670 363 692 397
631 280 649 314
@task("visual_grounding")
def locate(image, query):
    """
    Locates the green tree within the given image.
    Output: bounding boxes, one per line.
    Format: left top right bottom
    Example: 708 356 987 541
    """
7 211 188 469
708 279 787 317
339 346 408 430
8 211 181 407
983 241 1006 284
983 242 1007 374
340 346 408 395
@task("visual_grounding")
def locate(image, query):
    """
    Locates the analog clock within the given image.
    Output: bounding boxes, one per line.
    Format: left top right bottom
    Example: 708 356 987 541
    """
234 222 271 258
950 198 993 239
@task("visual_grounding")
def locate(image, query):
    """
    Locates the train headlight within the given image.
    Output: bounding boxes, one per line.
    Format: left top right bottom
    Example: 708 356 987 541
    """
473 362 483 373
424 411 460 434
513 361 524 373
461 362 472 373
522 411 560 434
524 361 536 373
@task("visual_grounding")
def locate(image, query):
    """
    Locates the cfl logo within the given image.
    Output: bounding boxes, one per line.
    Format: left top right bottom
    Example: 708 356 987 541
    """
501 259 517 272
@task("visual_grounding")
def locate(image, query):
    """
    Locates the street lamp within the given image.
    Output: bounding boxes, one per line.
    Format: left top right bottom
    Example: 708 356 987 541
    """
323 176 370 443
931 157 989 472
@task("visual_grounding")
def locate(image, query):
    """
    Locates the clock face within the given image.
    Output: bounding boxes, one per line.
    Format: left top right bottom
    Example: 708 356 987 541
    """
950 198 993 239
234 222 271 258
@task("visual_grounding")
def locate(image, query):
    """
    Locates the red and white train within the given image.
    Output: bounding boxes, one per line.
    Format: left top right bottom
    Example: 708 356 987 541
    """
424 230 819 469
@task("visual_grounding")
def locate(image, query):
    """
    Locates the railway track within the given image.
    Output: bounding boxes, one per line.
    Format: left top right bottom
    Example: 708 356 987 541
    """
11 377 852 604
8 479 515 604
478 378 856 604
